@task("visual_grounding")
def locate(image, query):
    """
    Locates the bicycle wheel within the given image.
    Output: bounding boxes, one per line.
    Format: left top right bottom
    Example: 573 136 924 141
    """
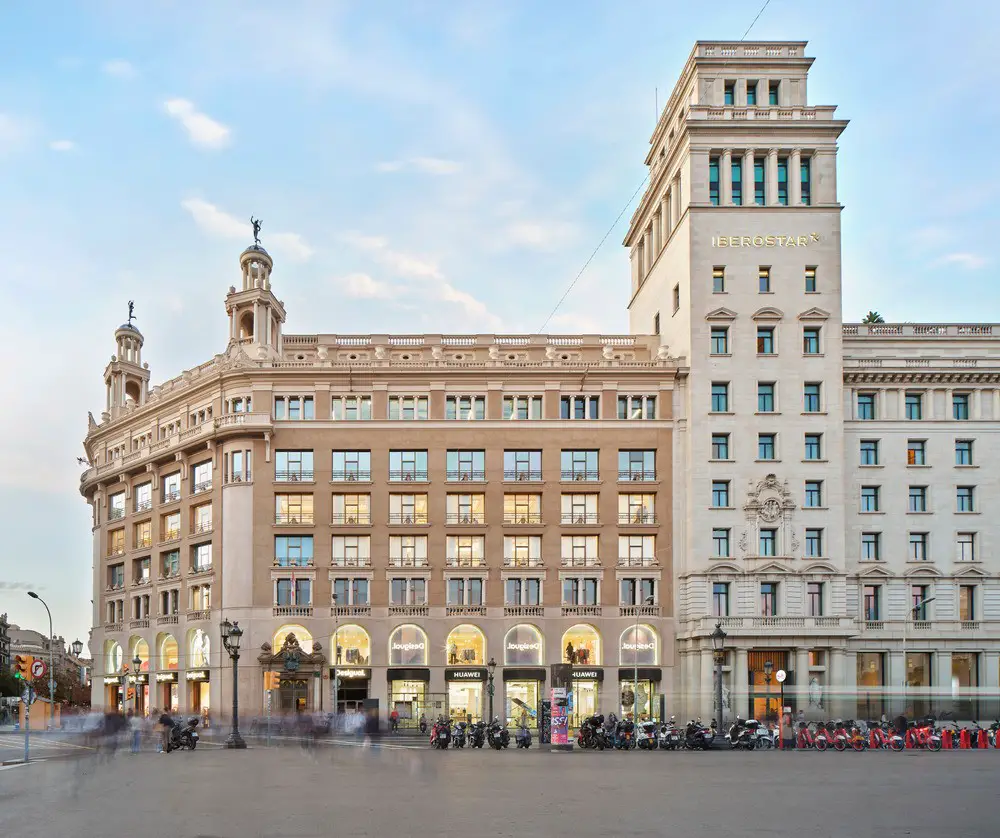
927 737 942 752
834 738 847 752
889 737 904 752
815 737 828 751
852 739 865 751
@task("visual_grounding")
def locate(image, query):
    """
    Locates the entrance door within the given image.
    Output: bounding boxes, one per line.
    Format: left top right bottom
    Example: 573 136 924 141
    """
747 650 788 722
279 679 310 713
570 680 598 729
336 679 369 713
448 681 483 723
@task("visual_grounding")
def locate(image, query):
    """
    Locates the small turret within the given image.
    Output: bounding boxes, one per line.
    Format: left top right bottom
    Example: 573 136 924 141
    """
224 218 286 360
103 301 150 415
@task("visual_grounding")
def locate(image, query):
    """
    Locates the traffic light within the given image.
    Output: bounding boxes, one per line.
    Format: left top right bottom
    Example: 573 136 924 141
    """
13 654 34 680
263 671 280 690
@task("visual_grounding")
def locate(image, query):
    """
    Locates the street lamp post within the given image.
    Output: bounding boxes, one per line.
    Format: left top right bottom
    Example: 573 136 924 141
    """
26 592 55 728
763 660 774 724
901 595 935 718
633 594 654 720
487 657 497 721
220 619 247 749
331 593 338 718
710 622 727 733
132 654 142 716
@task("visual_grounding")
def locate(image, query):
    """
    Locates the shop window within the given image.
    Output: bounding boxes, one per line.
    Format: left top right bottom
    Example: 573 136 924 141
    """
130 638 149 672
158 634 178 670
106 640 123 673
619 624 658 666
446 624 486 665
503 624 543 665
389 624 428 666
562 624 600 665
188 628 211 668
334 624 371 666
273 624 313 652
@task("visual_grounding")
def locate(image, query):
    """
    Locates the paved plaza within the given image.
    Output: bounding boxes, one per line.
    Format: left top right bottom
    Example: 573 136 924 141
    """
1 738 997 837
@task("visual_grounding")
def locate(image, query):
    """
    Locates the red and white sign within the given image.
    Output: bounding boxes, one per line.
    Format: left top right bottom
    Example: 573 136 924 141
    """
30 659 47 679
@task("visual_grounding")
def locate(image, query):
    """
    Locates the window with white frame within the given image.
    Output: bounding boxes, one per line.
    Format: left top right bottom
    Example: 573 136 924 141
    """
191 461 212 494
192 543 212 571
957 532 977 562
134 482 152 512
388 395 429 420
560 395 600 419
504 535 542 567
332 535 371 567
502 395 542 420
446 395 486 420
617 395 656 419
332 395 372 420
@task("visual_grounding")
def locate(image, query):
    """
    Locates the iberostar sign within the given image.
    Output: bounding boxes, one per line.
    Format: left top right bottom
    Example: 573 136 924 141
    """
712 233 821 248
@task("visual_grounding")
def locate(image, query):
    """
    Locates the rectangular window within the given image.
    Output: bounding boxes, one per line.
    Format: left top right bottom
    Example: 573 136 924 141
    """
731 157 742 205
804 480 823 508
617 494 653 525
907 440 926 466
560 450 598 481
905 392 923 421
957 532 977 562
908 486 927 512
108 528 125 556
275 494 314 525
757 382 775 412
857 393 876 420
191 460 212 494
758 266 771 293
389 450 428 482
960 585 976 621
757 326 775 354
161 550 180 578
191 504 211 535
331 494 371 525
389 494 429 525
391 535 430 567
446 450 486 481
332 535 372 567
502 395 543 420
957 486 975 512
909 532 928 561
709 157 720 206
388 395 429 421
109 491 125 520
861 532 881 561
332 450 371 481
618 450 655 481
276 450 314 482
562 535 600 566
134 520 152 548
653 312 660 334
863 585 881 621
712 266 725 293
803 382 822 413
711 326 729 354
955 439 974 466
777 157 788 205
754 156 765 205
711 480 730 508
758 433 776 460
331 396 372 420
802 327 820 354
505 494 542 524
805 266 817 293
807 582 824 617
161 473 180 503
712 528 731 558
800 156 811 205
505 577 542 606
953 393 970 420
560 395 600 420
446 493 486 524
911 585 931 620
504 450 542 481
562 577 599 607
805 528 823 557
768 80 780 105
567 493 601 524
504 535 543 568
619 578 656 606
711 433 730 460
673 284 680 313
860 485 880 513
804 433 822 460
711 382 729 413
162 512 180 541
192 543 212 571
724 81 734 105
617 395 656 420
134 482 152 512
445 395 486 420
860 439 879 465
274 396 314 420
275 536 314 567
109 563 125 589
746 80 758 106
760 582 778 616
759 529 777 556
712 582 730 617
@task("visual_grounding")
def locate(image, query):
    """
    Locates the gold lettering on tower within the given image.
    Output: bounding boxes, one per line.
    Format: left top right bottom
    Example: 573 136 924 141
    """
712 233 821 248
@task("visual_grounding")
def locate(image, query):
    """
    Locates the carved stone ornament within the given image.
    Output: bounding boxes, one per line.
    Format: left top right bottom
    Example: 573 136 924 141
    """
760 498 781 522
257 632 326 667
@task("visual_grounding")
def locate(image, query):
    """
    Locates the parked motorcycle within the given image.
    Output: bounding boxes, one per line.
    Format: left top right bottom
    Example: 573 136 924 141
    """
728 716 756 750
614 717 636 750
452 721 467 748
168 717 200 751
430 716 451 749
515 722 533 749
577 714 606 750
657 716 682 750
683 719 714 750
468 721 486 748
487 717 510 750
637 720 659 750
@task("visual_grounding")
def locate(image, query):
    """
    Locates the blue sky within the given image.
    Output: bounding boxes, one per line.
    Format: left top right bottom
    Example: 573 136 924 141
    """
1 1 997 652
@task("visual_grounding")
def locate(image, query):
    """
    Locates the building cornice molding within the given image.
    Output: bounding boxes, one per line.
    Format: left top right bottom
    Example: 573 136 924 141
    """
843 371 1000 385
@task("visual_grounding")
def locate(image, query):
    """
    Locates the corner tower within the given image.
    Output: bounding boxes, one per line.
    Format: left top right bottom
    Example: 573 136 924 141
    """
225 242 286 361
103 304 150 416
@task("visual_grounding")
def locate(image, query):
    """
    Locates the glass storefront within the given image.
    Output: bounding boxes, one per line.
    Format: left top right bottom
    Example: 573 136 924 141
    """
156 674 179 713
951 652 978 719
619 625 657 666
906 652 932 719
190 679 210 715
159 635 178 671
569 679 598 729
333 667 371 711
389 625 428 666
279 677 310 713
748 650 788 722
446 624 485 665
506 680 540 728
334 625 371 666
390 679 427 724
856 652 885 720
448 680 483 723
504 625 543 665
562 625 600 666
618 679 656 721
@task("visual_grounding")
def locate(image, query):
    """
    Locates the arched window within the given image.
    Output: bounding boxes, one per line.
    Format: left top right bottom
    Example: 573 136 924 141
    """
159 635 178 670
445 624 486 665
388 625 428 666
105 640 123 674
619 624 658 666
333 625 371 666
188 628 211 668
273 624 313 652
129 637 150 672
503 625 543 666
561 624 601 666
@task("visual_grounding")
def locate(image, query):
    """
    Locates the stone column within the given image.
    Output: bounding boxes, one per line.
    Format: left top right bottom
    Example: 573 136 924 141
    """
252 300 260 343
743 148 756 205
721 149 732 206
790 148 802 205
734 647 749 719
766 148 779 205
888 651 905 716
701 647 715 722
661 197 670 244
795 648 810 714
829 648 846 719
972 389 982 420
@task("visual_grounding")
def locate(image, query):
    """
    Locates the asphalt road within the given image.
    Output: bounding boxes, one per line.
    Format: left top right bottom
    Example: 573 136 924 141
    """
0 741 996 837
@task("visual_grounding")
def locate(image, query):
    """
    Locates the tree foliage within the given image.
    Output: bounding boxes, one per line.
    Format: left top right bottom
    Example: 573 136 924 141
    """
862 311 885 324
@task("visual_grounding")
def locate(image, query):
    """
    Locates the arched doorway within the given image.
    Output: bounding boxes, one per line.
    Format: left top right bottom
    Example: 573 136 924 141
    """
562 625 602 728
445 625 487 723
105 640 124 712
618 624 660 721
260 626 325 715
156 633 179 712
332 625 371 712
503 625 544 727
128 637 150 716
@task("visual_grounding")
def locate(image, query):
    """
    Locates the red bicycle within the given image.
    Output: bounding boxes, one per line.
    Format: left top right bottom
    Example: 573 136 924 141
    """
906 719 942 751
796 721 821 750
868 722 905 751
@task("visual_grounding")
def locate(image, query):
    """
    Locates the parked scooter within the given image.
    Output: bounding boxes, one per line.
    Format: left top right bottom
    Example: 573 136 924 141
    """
577 714 605 750
468 721 486 748
637 720 659 750
487 717 510 750
515 721 533 749
430 716 451 749
657 716 682 750
167 717 200 751
614 716 636 750
452 721 467 748
683 718 715 750
728 716 756 750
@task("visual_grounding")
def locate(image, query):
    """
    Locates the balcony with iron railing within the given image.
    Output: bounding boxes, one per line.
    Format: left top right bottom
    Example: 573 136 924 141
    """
135 500 152 513
388 556 429 568
275 470 315 483
388 471 429 483
161 529 181 544
504 470 543 483
618 470 656 482
134 537 153 550
331 470 372 483
561 555 601 568
446 470 487 483
275 512 315 525
388 513 429 525
504 556 543 568
273 605 314 618
388 604 429 617
619 512 657 525
446 556 487 568
331 555 372 568
504 605 544 617
504 514 542 526
108 508 125 521
191 521 213 535
162 490 181 504
561 513 599 525
445 513 485 525
561 470 600 483
561 604 602 617
192 480 213 494
331 513 372 526
617 555 658 568
272 558 316 568
107 546 126 558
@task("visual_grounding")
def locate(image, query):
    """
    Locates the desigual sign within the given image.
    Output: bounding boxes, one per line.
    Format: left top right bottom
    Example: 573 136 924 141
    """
712 233 821 248
506 642 541 652
392 642 425 651
621 642 655 651
336 668 371 679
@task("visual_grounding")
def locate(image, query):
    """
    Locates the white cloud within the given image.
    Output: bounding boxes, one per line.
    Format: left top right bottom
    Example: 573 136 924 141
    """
163 98 231 149
181 198 313 262
333 272 395 299
934 252 988 270
0 113 33 154
375 156 462 175
49 139 76 152
102 59 136 78
340 231 443 280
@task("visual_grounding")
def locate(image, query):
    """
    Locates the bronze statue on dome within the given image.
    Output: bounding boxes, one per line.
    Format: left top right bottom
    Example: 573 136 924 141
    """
127 300 135 326
250 216 262 246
